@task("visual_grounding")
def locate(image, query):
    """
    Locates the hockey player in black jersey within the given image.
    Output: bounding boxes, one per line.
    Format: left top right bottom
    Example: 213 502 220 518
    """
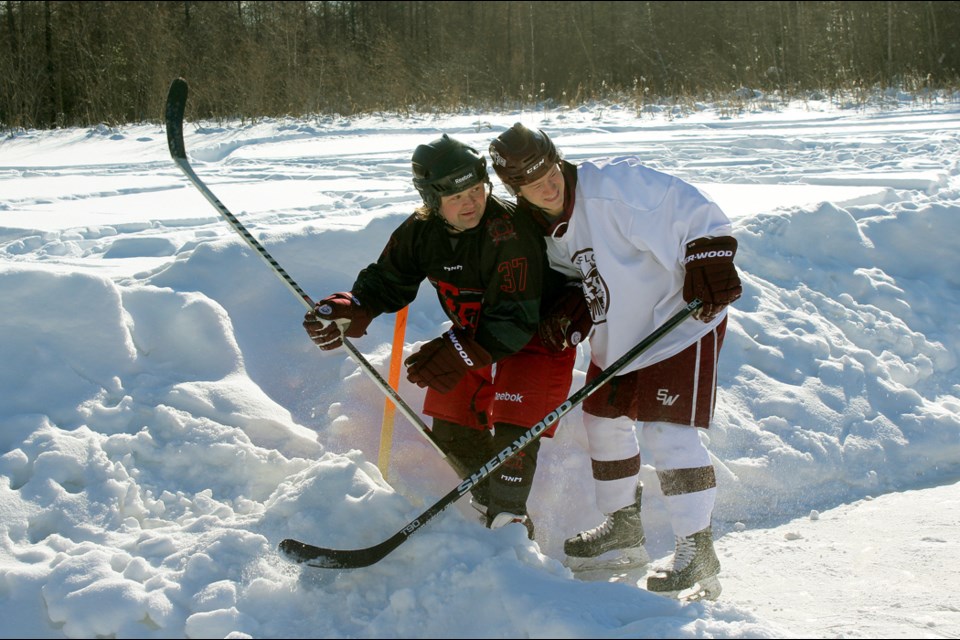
304 134 583 537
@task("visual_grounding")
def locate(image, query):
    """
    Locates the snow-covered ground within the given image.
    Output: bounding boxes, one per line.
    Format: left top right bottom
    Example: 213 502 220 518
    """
1 90 958 638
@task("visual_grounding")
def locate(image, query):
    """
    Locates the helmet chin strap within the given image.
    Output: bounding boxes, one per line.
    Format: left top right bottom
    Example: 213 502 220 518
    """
442 217 467 234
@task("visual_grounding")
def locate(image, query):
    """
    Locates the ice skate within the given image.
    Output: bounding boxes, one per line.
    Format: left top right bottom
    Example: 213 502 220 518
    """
563 491 649 572
646 527 722 601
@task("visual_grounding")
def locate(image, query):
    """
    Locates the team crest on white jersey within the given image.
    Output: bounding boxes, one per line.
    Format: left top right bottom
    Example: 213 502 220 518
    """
571 248 608 322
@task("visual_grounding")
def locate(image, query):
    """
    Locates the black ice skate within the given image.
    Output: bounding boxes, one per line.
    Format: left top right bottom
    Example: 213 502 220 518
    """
563 489 649 572
646 527 722 601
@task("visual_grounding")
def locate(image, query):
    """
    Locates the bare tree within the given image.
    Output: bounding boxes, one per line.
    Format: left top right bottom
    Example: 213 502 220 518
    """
1 1 958 129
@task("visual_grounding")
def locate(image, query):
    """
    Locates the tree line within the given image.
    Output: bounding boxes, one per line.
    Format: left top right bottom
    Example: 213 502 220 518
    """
3 1 959 129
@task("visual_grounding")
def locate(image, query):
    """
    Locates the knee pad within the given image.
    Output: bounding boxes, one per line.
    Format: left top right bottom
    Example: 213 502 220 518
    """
583 414 639 461
641 421 710 470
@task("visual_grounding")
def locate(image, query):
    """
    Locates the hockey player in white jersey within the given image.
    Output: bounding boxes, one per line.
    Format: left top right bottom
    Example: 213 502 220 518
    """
489 123 742 601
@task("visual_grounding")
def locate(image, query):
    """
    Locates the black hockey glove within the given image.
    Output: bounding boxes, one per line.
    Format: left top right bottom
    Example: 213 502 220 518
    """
682 236 743 322
405 328 492 394
303 292 373 350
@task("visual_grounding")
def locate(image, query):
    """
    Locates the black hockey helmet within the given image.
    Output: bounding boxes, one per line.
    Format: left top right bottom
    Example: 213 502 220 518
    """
488 123 560 194
412 134 488 210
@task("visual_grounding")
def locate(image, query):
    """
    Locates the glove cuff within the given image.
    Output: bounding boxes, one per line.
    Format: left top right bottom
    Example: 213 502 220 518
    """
315 291 354 315
314 291 373 339
444 328 492 370
683 236 738 266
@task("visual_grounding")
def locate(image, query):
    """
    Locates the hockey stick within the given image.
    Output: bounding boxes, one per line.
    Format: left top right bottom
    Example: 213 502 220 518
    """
163 77 447 462
279 298 702 569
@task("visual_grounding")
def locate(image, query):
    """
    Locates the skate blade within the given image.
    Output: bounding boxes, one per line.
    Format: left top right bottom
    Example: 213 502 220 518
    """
565 546 651 573
652 575 722 602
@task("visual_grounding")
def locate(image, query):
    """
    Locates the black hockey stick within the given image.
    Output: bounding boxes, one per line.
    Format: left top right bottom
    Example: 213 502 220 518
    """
279 299 702 569
163 77 448 462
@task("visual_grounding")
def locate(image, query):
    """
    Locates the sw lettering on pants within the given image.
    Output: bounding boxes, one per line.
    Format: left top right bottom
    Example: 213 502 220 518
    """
657 388 680 406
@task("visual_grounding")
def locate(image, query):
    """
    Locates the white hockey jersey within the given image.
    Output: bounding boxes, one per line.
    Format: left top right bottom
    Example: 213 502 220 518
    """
545 157 734 372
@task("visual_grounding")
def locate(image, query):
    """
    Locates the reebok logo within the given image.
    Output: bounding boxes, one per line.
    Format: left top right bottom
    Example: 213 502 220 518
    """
454 172 473 184
495 391 524 403
684 249 733 265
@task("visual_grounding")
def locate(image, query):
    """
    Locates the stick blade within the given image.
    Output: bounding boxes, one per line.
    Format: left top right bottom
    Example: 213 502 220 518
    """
279 538 392 569
165 77 188 160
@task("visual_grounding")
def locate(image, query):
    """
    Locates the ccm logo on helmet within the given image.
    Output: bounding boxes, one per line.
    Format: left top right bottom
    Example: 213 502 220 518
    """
525 158 546 175
683 249 734 265
447 329 474 366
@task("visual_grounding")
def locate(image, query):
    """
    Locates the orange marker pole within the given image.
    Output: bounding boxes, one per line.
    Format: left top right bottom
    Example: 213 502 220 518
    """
378 306 408 478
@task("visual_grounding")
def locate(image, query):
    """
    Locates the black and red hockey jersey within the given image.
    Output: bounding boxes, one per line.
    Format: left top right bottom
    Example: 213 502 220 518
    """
352 195 567 362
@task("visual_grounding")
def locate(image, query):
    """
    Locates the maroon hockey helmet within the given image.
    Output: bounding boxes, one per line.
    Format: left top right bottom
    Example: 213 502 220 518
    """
488 123 560 194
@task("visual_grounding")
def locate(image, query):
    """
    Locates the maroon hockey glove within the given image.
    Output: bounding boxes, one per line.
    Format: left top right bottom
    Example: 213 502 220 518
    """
539 282 594 352
405 328 493 394
303 292 373 350
682 236 743 322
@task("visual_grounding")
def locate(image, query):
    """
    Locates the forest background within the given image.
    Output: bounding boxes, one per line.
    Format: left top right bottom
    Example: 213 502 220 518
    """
3 0 960 130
